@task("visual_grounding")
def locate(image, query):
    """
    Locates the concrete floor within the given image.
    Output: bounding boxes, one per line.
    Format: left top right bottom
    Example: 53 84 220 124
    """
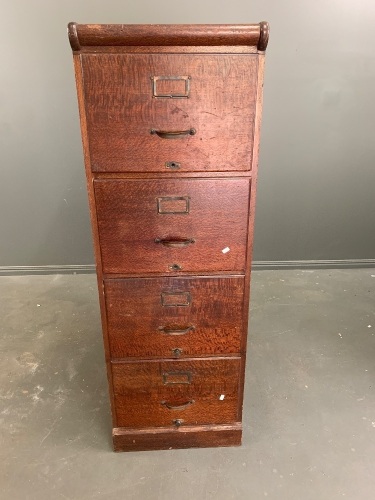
1 269 374 499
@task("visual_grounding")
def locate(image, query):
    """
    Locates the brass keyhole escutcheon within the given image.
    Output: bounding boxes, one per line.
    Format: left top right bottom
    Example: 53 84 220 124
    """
165 161 181 170
169 263 182 271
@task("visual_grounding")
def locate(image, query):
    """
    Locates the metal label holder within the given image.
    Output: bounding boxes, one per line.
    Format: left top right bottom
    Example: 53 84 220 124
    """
151 75 191 98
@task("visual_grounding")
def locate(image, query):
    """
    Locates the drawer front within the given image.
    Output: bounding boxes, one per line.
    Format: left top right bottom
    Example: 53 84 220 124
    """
105 276 244 358
82 53 257 172
94 178 250 274
112 358 241 428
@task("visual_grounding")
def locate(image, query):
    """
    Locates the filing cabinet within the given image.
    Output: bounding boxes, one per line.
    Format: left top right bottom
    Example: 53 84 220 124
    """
68 21 269 451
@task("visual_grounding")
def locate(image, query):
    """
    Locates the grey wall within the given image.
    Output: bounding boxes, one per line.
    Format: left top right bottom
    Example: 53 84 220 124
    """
1 0 375 267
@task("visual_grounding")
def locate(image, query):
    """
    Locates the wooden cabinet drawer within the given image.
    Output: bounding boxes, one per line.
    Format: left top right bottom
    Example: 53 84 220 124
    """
82 54 257 172
105 276 244 358
112 357 241 428
94 178 250 275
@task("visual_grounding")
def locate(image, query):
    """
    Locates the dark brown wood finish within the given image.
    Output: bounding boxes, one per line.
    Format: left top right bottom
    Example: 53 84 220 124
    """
81 45 258 54
237 54 267 421
112 357 241 428
104 276 244 358
257 21 270 52
94 178 251 274
68 23 265 50
113 423 242 452
68 22 269 452
93 170 253 179
82 54 257 172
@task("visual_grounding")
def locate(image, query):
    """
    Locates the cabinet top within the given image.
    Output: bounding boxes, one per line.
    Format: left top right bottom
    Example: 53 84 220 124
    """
68 22 269 53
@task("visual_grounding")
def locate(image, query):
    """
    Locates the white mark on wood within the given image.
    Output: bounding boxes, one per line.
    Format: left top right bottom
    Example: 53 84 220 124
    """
222 247 230 254
219 394 225 400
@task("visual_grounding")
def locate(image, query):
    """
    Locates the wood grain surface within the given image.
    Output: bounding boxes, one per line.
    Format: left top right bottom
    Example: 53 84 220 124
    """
238 54 267 420
94 178 251 274
80 45 258 54
82 54 257 172
69 21 269 451
113 423 242 452
112 357 241 428
104 276 244 358
68 23 262 49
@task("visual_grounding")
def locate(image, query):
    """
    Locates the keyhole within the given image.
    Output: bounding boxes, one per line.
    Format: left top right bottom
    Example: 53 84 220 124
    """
170 263 182 271
165 161 181 170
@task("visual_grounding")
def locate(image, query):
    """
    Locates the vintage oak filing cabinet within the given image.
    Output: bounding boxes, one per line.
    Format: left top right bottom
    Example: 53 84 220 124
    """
68 22 269 452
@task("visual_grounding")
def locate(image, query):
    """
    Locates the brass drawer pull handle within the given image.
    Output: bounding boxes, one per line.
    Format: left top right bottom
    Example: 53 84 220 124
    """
150 128 196 139
155 237 195 247
158 325 195 336
161 400 195 410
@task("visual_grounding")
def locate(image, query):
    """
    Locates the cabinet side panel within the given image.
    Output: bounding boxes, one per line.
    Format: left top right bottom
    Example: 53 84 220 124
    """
72 54 117 427
238 54 266 420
